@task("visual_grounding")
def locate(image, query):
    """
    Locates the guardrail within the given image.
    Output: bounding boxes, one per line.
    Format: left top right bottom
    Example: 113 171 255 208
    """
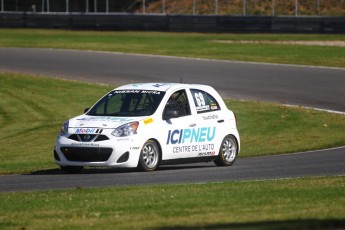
1 13 344 33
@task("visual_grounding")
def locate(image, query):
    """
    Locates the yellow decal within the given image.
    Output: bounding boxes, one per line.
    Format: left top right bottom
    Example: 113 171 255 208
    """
144 118 154 125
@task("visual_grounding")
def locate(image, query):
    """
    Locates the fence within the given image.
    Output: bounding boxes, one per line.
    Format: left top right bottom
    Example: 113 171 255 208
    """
1 13 345 33
1 0 344 16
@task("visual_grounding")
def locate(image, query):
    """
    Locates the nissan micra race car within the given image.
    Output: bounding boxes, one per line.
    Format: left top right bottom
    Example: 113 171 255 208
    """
54 83 240 173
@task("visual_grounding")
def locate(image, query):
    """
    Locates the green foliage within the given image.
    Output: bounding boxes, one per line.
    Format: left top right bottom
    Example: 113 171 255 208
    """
1 176 344 229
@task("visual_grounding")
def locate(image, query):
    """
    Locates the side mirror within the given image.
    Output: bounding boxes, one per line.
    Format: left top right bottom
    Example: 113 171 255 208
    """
163 109 179 120
84 108 90 113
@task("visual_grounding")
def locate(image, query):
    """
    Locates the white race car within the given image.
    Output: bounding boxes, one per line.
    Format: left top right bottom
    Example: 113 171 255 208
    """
54 83 240 173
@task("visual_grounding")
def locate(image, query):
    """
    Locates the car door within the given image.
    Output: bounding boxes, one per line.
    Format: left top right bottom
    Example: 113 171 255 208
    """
188 88 225 158
160 89 198 160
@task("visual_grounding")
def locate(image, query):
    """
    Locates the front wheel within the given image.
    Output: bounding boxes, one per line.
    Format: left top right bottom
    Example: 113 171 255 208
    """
138 140 161 172
214 135 238 166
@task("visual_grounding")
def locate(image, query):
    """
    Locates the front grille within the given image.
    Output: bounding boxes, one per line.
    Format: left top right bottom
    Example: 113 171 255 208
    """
61 147 113 162
95 135 110 142
68 134 109 142
68 134 79 141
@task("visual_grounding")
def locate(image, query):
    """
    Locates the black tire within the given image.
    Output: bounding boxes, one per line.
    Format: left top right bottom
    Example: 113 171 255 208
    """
138 140 161 172
214 135 238 166
60 166 84 174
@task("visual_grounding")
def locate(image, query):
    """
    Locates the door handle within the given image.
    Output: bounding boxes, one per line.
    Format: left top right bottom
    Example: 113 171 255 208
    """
217 120 224 123
189 123 196 127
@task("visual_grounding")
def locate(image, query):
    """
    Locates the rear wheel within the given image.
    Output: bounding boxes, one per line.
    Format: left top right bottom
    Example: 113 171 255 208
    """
138 140 160 172
60 166 84 174
214 135 238 166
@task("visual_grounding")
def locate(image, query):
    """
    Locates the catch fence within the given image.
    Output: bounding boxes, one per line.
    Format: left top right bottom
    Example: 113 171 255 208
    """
1 0 344 16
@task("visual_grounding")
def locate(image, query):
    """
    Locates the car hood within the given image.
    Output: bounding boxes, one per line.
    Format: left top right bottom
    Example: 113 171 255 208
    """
69 115 143 129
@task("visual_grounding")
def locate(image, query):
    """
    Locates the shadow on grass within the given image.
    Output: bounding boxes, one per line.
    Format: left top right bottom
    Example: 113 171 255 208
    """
151 219 345 230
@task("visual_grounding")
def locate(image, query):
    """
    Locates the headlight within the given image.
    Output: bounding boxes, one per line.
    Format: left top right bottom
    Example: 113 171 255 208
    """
112 122 139 137
60 121 69 136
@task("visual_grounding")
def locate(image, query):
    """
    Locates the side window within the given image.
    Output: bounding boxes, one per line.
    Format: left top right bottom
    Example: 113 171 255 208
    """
164 90 191 117
191 89 220 114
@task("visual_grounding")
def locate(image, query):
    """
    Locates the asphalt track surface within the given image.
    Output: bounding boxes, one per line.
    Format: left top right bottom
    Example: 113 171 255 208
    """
1 48 345 112
0 48 344 192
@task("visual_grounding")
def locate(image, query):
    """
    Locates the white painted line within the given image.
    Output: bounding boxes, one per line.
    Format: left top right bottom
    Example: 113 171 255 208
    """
86 49 345 71
247 145 345 159
283 104 345 115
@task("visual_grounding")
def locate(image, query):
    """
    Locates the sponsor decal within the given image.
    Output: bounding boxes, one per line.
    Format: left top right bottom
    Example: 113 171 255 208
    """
116 90 140 93
116 138 134 142
210 103 218 110
198 151 216 157
140 90 161 95
196 105 210 112
130 147 140 150
166 127 216 145
77 117 133 122
114 90 161 95
144 118 154 125
194 92 211 112
71 143 100 147
202 115 218 120
75 128 97 134
173 144 215 154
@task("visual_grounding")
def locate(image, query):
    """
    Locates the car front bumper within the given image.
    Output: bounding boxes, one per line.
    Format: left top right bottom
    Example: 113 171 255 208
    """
54 134 142 168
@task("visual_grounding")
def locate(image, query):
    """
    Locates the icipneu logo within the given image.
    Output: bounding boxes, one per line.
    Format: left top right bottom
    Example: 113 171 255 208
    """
166 127 216 144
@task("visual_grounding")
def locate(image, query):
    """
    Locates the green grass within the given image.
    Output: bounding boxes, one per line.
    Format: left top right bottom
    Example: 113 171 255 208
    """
1 176 344 229
1 72 345 174
1 29 344 230
227 99 345 156
0 73 113 174
0 29 345 67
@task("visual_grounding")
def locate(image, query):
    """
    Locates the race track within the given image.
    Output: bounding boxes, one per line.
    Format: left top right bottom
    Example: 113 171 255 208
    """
1 147 345 192
0 48 344 192
1 48 345 112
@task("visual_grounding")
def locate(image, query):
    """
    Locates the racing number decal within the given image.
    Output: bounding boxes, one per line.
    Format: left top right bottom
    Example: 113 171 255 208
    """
194 92 205 107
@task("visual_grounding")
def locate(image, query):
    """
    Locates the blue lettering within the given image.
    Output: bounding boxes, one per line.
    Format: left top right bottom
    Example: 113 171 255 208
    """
167 127 216 145
166 130 171 144
198 127 207 142
191 128 200 143
207 127 216 141
178 129 183 144
182 129 191 143
171 130 180 144
76 128 95 134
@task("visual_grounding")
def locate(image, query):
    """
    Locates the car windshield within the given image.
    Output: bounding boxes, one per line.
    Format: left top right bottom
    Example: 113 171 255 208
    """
87 90 165 117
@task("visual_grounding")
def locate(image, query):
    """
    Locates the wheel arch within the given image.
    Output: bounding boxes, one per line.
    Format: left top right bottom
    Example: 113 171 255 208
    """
224 132 240 156
148 138 163 164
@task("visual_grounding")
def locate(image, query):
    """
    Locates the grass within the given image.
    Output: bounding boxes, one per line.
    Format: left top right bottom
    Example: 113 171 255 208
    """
227 99 345 156
0 29 345 67
1 72 345 174
1 29 344 230
0 73 113 174
0 176 344 229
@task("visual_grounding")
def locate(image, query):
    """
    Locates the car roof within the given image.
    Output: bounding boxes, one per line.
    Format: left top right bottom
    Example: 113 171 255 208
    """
115 83 211 92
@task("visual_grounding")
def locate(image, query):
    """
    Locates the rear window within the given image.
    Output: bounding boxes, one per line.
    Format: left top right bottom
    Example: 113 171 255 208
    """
191 89 220 114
